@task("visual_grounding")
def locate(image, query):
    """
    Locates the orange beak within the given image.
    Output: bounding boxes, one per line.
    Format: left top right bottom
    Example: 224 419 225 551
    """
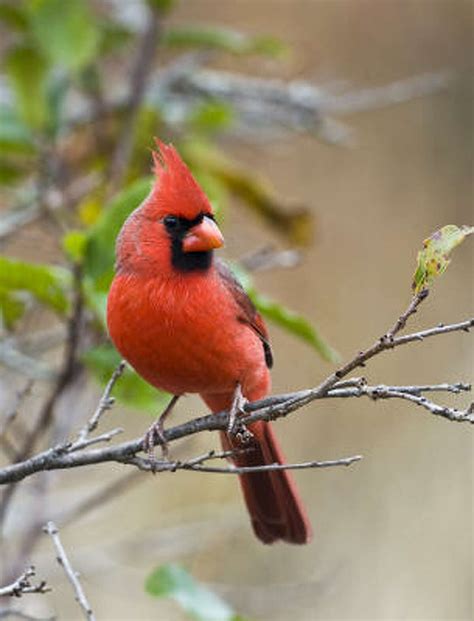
182 216 224 253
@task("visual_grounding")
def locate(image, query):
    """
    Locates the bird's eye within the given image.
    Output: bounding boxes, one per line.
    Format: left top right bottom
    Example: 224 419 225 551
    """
163 215 179 231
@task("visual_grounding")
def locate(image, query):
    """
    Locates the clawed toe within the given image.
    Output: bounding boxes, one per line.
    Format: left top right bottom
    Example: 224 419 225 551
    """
142 394 179 468
227 383 250 440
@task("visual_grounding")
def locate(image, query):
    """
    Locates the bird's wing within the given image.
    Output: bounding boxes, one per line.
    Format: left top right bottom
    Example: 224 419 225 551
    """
216 260 273 369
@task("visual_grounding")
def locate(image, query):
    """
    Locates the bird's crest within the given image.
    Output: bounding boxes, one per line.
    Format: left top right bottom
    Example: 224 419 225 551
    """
148 139 213 219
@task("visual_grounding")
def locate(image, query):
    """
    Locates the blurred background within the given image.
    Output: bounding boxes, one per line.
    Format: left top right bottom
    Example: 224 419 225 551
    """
0 1 472 620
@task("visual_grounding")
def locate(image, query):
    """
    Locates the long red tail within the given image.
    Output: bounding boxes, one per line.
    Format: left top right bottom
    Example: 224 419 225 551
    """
220 421 312 544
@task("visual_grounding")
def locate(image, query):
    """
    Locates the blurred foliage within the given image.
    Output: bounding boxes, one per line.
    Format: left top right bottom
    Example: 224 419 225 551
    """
412 225 474 293
0 1 329 412
82 344 169 412
161 24 287 57
146 564 249 621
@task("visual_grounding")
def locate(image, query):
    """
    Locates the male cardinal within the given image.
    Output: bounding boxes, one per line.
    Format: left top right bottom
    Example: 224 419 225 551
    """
107 141 312 544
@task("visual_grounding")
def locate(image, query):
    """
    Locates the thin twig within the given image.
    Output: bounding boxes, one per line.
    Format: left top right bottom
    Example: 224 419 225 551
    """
0 566 50 598
44 522 95 621
74 362 126 445
69 428 124 452
126 453 363 474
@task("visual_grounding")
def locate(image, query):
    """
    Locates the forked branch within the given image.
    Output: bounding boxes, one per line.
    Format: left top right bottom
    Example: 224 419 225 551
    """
0 290 471 486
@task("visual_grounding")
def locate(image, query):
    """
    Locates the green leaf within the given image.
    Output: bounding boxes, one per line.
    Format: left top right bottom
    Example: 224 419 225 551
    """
98 20 133 55
146 564 245 621
162 25 286 57
412 224 474 293
29 0 100 71
84 177 152 288
147 0 176 13
0 158 28 185
249 290 339 363
0 287 26 329
189 101 234 136
0 256 69 314
63 230 87 262
229 263 338 362
0 105 36 155
83 344 168 413
5 44 49 130
0 3 29 31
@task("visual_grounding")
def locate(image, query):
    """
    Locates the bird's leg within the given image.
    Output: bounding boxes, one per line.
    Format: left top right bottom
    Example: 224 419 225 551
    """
227 383 251 442
143 394 180 463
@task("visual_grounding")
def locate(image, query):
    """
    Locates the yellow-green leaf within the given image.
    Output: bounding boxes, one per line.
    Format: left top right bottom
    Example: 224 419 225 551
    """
0 287 26 329
0 256 69 314
29 0 100 72
412 224 474 293
84 177 152 287
5 44 49 130
161 25 287 57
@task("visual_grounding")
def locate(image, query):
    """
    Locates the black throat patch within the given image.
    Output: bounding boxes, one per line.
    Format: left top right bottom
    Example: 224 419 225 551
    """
165 213 214 273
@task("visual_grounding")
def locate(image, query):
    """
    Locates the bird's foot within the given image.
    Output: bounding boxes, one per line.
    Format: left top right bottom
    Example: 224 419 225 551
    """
227 383 252 443
142 395 180 469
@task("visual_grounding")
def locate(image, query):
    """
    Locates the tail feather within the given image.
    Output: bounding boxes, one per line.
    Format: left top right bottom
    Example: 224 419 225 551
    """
220 421 312 544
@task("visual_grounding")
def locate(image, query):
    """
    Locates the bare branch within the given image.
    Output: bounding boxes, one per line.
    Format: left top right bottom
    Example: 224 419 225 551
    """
0 566 50 598
0 296 471 486
74 362 126 445
127 451 363 474
44 522 95 621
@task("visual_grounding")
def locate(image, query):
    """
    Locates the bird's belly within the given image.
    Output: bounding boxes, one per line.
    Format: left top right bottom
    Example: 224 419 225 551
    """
107 275 267 397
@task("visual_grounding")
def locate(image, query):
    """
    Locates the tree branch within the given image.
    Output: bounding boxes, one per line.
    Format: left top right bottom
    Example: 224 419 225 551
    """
0 293 471 487
44 522 95 621
0 567 50 598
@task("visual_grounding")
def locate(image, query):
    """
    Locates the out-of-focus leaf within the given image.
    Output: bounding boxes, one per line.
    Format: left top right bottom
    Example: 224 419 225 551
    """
63 230 87 262
146 564 246 621
191 169 228 218
0 287 26 329
82 280 107 326
84 177 152 287
189 101 234 136
182 140 313 246
0 3 29 31
0 159 27 185
0 105 36 155
162 25 286 57
5 44 49 130
147 0 175 13
250 289 338 363
29 0 100 71
128 108 163 183
229 263 338 362
83 344 168 413
46 70 69 136
0 256 70 314
78 196 102 227
98 20 132 55
412 224 474 293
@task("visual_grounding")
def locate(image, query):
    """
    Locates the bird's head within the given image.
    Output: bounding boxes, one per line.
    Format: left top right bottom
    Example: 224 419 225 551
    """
116 140 224 275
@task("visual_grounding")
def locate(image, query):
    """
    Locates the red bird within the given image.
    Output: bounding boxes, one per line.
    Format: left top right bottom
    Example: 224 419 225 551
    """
107 141 312 544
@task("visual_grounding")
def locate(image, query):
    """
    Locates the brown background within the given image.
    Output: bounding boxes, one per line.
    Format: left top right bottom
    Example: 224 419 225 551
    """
2 1 472 620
